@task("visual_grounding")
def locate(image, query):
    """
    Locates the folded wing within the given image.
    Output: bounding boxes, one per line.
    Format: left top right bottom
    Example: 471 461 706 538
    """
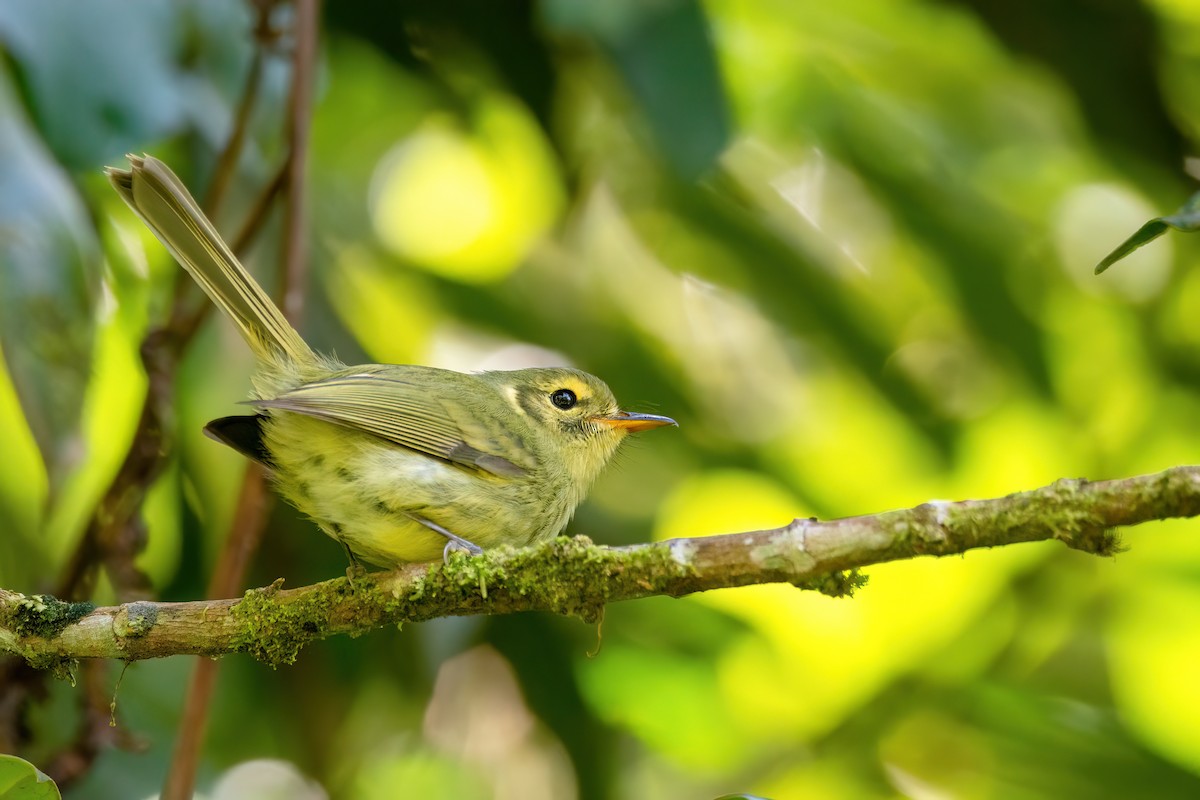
250 373 531 479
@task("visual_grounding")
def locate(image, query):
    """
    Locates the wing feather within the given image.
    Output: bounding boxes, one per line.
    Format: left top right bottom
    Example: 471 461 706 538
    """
251 373 531 478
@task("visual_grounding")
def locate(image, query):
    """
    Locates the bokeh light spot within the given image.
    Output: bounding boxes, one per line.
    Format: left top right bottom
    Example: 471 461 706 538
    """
369 96 564 283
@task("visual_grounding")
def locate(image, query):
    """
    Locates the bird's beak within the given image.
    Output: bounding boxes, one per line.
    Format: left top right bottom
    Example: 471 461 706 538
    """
593 411 677 433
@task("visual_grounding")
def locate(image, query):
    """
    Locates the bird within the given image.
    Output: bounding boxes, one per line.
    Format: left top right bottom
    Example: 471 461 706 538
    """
106 155 675 567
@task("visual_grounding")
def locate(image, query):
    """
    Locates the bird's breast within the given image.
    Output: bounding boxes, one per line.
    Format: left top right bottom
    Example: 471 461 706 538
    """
263 413 576 565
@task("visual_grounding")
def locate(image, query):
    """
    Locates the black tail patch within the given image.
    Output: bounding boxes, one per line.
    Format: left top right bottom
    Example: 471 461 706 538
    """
204 415 272 466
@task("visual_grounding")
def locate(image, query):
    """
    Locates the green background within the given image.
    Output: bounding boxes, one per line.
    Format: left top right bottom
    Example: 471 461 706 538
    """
3 0 1200 797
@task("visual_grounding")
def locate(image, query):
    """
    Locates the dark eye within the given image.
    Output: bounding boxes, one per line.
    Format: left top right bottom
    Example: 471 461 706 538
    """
550 389 577 410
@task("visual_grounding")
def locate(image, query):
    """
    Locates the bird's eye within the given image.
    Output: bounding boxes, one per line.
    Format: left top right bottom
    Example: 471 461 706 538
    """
550 389 577 410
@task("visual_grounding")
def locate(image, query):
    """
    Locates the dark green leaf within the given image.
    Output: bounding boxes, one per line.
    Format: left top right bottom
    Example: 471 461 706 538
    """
1095 191 1200 274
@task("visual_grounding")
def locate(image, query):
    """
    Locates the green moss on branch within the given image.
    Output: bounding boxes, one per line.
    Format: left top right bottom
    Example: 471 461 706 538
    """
5 465 1200 667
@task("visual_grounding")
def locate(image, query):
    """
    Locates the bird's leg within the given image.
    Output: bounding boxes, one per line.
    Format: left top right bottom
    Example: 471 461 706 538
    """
408 514 484 562
340 539 366 586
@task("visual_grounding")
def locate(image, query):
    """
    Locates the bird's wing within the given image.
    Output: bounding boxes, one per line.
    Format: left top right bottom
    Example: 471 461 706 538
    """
250 373 532 478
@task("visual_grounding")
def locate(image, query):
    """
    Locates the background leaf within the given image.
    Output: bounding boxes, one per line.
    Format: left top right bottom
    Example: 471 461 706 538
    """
0 754 60 800
0 67 98 487
543 0 730 178
1096 191 1200 274
0 0 188 169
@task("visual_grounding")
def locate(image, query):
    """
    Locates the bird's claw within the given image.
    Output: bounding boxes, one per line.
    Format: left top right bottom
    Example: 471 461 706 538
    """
442 538 484 563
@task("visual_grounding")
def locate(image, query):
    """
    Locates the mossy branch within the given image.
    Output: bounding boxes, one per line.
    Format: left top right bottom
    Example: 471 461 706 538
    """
5 465 1200 669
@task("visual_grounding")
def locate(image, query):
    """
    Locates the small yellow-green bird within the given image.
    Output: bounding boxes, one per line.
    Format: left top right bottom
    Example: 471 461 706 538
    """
107 155 675 566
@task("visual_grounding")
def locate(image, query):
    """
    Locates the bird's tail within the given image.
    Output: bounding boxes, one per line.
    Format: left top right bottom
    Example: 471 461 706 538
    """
106 155 313 367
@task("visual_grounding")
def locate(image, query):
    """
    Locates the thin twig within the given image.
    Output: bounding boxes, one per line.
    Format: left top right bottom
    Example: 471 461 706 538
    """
163 3 320 796
204 52 265 216
280 0 319 325
54 2 283 605
161 466 272 800
6 466 1200 667
8 1 292 787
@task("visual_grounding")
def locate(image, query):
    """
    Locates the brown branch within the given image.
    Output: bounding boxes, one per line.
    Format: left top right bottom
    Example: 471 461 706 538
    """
6 466 1199 668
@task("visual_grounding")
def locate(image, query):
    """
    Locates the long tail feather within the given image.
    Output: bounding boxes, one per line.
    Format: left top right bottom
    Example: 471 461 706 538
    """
106 155 313 367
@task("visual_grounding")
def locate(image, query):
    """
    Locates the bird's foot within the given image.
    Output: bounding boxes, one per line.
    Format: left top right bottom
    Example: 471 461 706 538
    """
442 538 484 563
340 541 366 587
344 560 367 587
408 514 483 563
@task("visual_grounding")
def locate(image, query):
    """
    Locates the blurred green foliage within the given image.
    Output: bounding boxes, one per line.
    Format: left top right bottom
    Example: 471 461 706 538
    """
3 0 1200 798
